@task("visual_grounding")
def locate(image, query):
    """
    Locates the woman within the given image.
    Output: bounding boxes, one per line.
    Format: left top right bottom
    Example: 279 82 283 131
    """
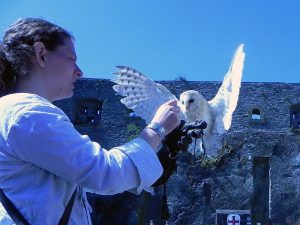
0 18 180 225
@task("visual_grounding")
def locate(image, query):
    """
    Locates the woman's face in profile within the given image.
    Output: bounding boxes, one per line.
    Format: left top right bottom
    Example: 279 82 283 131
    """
42 38 82 101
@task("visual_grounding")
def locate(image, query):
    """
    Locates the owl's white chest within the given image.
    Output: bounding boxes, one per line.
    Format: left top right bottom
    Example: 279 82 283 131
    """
185 102 213 134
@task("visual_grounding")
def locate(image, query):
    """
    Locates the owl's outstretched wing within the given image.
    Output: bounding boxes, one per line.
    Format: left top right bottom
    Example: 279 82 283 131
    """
112 66 185 124
208 44 245 134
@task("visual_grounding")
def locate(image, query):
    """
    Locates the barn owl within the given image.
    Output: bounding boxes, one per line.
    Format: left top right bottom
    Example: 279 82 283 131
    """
112 44 245 156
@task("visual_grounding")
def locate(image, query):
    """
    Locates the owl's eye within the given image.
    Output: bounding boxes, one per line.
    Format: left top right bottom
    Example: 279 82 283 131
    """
189 99 194 104
181 101 184 104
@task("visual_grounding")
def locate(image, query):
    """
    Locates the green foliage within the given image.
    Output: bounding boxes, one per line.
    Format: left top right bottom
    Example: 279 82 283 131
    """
126 123 142 141
199 155 218 168
195 145 235 169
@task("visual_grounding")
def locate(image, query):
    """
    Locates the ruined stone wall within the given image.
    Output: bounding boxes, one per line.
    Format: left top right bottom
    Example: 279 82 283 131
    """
55 78 300 225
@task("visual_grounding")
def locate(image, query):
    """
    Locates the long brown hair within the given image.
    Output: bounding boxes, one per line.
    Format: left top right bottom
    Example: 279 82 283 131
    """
0 18 73 97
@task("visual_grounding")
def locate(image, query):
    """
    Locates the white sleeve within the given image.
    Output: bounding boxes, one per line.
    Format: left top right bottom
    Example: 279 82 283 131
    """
7 103 162 195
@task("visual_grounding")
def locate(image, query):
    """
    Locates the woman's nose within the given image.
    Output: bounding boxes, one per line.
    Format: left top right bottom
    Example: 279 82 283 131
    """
75 64 83 78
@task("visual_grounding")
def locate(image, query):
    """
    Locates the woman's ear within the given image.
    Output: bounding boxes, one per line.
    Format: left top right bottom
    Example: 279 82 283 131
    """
33 42 47 68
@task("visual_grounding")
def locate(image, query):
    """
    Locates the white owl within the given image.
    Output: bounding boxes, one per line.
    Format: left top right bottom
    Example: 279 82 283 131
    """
112 44 245 156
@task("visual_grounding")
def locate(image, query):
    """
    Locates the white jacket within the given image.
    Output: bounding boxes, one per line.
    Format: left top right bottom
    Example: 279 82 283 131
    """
0 93 162 225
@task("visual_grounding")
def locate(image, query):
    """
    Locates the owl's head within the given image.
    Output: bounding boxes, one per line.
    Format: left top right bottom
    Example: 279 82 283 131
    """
179 90 206 113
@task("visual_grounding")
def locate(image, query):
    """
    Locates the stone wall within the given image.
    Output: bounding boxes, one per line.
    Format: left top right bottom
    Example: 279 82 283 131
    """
55 78 300 225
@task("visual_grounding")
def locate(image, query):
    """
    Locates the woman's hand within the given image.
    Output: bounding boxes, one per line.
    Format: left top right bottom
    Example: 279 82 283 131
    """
151 99 181 135
139 99 181 151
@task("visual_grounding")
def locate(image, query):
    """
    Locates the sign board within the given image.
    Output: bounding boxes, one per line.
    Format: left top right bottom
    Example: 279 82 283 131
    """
216 210 251 225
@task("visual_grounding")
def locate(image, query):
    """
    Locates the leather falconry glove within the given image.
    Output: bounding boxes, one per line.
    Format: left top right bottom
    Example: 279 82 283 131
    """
152 120 207 186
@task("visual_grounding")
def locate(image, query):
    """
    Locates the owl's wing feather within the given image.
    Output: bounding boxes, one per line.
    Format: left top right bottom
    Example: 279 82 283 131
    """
208 44 245 133
112 66 185 124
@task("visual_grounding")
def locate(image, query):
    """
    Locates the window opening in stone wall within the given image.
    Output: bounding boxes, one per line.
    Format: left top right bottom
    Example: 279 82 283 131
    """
249 107 265 124
290 104 300 130
251 108 261 120
252 157 270 224
75 98 103 126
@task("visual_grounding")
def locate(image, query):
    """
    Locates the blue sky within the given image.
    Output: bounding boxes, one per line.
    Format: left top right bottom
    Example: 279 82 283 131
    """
1 0 299 83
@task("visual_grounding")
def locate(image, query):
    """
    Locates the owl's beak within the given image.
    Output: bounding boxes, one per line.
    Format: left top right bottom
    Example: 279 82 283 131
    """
180 100 190 111
185 103 190 110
